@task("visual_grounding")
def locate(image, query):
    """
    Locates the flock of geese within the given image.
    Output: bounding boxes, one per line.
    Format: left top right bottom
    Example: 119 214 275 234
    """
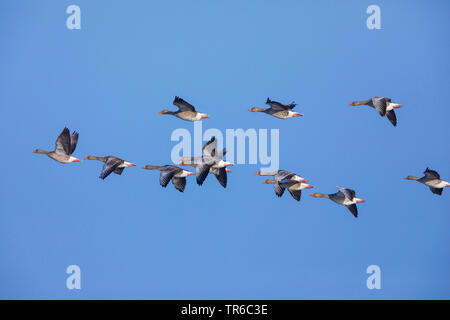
33 96 449 218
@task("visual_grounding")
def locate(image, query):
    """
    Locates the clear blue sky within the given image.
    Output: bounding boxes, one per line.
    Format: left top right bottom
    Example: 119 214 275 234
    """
1 0 449 299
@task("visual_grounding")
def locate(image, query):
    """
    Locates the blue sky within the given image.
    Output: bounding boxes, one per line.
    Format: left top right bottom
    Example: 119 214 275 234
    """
1 0 449 299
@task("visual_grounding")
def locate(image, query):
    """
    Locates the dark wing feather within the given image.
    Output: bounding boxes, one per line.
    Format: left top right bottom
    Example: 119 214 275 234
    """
371 97 387 116
288 189 302 201
70 131 79 154
429 186 443 195
114 167 125 175
202 136 217 158
213 167 227 188
274 184 285 197
385 110 397 126
275 170 295 181
196 162 213 186
159 165 181 187
100 157 123 180
346 204 358 217
55 127 71 155
337 187 356 201
172 177 186 192
424 168 440 179
173 96 196 112
266 98 290 111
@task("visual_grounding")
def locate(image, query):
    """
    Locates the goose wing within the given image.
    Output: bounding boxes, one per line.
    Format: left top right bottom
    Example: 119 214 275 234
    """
212 167 227 188
100 157 123 180
336 186 356 201
429 186 443 195
172 177 187 192
70 131 79 154
371 97 387 116
266 98 296 111
386 110 397 126
287 188 302 201
424 168 440 180
55 127 71 155
173 96 196 112
202 136 217 158
196 161 213 186
160 165 182 187
346 204 358 217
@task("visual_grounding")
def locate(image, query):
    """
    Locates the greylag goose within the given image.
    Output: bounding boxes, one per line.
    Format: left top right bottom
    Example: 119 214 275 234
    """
191 136 232 186
349 97 402 126
178 161 231 188
248 98 303 119
33 127 80 163
262 179 313 201
159 96 210 122
405 168 450 195
310 186 365 218
255 170 307 197
84 155 136 179
142 164 194 192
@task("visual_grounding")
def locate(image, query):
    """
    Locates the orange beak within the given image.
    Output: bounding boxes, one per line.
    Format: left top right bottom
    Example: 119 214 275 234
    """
356 199 365 203
393 105 402 109
72 159 81 162
224 163 233 167
32 150 37 153
305 185 314 189
301 179 308 182
201 115 210 119
187 172 195 176
226 169 232 173
293 113 303 117
158 111 164 114
254 172 260 175
128 164 136 167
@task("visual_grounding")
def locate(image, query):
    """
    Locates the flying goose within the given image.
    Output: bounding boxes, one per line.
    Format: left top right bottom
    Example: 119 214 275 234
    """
405 168 450 195
255 170 308 197
310 186 365 217
349 97 402 126
192 136 232 186
142 164 194 192
159 96 210 121
262 179 313 201
248 98 303 119
179 161 231 188
33 127 80 163
84 155 136 179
